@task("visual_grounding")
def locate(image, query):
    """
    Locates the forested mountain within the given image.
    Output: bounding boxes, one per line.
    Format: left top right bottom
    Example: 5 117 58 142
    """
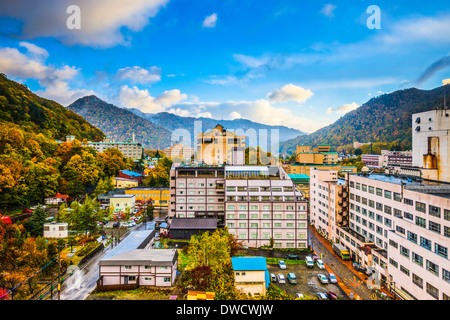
67 96 172 149
0 74 104 142
280 85 450 154
130 109 306 149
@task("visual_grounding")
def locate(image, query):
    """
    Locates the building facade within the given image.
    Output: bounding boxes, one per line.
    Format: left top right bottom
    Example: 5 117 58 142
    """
125 187 170 207
98 249 178 289
196 124 246 165
231 256 270 296
170 164 308 249
110 194 136 214
165 143 194 163
88 137 143 160
412 109 450 182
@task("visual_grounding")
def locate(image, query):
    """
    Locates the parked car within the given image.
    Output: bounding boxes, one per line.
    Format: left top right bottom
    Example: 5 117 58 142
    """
328 273 338 284
327 291 338 300
305 256 314 268
270 273 277 283
277 274 286 284
316 259 325 269
22 208 33 213
278 260 287 269
287 273 297 284
317 292 328 300
112 222 120 228
284 254 299 260
317 274 329 284
295 293 304 299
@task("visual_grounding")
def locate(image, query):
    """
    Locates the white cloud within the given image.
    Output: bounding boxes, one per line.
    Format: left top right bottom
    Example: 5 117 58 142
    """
326 102 359 114
443 79 450 86
267 84 313 104
0 43 94 105
229 111 242 120
320 4 337 18
119 85 188 113
203 13 217 28
116 66 161 85
2 0 169 47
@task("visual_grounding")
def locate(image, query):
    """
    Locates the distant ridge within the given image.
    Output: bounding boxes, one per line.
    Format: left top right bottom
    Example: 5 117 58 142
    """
67 95 172 149
280 84 450 154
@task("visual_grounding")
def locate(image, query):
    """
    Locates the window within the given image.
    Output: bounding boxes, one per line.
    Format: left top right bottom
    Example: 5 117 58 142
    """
426 260 439 276
420 237 432 250
389 258 398 268
443 269 450 284
393 192 402 202
164 277 171 283
384 205 392 215
435 243 448 258
400 265 410 276
407 231 417 243
369 186 374 194
429 221 441 234
412 252 423 266
404 198 413 206
376 188 382 196
445 209 450 221
429 205 440 217
415 201 426 213
415 216 426 228
404 212 413 220
376 202 383 211
426 283 439 299
124 265 132 270
412 274 423 288
400 246 410 258
384 190 392 199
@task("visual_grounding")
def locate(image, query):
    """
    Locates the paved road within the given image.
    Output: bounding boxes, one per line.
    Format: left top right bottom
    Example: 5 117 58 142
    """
52 221 155 300
308 228 383 300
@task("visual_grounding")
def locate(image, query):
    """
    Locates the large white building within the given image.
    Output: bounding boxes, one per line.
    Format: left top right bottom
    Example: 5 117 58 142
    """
170 164 308 249
412 109 450 182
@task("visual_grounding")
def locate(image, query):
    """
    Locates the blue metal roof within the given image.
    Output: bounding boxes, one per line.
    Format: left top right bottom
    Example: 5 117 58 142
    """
231 256 267 271
120 170 142 177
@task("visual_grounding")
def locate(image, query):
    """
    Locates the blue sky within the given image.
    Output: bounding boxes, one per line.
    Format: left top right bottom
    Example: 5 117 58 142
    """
1 0 450 133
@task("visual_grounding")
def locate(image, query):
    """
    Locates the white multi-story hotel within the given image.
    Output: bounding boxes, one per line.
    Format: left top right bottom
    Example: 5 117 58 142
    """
169 165 308 249
311 169 450 300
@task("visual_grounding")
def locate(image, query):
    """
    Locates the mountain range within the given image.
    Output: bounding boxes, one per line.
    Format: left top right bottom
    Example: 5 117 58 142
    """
279 84 450 154
67 96 306 150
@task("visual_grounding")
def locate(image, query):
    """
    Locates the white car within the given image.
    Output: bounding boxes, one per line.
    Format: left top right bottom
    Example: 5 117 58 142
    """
317 274 329 284
278 260 287 269
328 273 338 284
277 274 286 284
316 259 325 269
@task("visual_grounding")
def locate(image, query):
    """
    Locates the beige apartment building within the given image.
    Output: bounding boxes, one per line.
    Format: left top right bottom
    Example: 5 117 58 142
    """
196 124 246 165
87 136 143 159
170 164 308 249
165 143 194 162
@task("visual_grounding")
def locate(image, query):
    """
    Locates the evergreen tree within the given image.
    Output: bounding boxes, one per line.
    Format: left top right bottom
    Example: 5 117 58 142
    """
30 205 48 237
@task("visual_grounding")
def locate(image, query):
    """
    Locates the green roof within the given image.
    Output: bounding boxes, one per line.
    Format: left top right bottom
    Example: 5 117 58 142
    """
288 174 310 181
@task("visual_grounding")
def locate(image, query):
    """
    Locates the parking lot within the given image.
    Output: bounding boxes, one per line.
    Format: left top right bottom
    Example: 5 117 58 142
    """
267 261 348 300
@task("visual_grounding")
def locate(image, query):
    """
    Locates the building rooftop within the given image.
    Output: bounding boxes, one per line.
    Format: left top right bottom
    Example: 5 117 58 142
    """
351 173 450 198
169 218 218 230
127 187 170 191
120 170 143 177
100 249 177 266
231 256 270 287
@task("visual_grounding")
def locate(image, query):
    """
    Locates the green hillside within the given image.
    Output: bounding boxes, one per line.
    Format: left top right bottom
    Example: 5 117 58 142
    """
0 73 105 142
280 85 450 154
